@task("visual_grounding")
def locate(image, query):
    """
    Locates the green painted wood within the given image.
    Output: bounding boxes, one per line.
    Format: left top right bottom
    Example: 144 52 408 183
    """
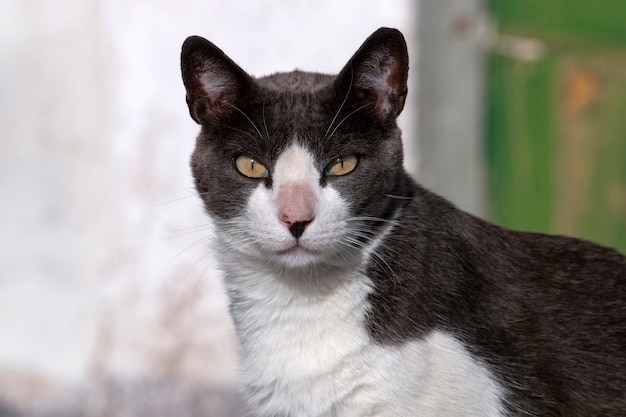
489 0 626 47
487 0 626 253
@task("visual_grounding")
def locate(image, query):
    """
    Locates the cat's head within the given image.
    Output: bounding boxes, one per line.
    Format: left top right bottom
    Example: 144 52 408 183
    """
181 28 411 274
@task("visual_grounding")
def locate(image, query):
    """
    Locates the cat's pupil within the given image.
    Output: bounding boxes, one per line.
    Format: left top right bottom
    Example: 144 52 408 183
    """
324 155 358 177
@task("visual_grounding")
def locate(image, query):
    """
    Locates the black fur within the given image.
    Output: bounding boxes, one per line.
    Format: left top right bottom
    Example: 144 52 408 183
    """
181 27 626 416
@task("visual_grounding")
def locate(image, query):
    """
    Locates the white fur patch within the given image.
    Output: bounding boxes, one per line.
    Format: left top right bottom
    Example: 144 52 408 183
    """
356 50 396 115
222 265 506 417
273 143 319 187
212 141 506 416
197 60 235 100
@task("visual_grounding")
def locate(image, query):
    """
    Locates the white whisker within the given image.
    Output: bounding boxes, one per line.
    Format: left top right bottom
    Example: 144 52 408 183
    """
152 193 204 207
326 103 371 142
262 93 271 141
325 66 354 139
225 102 264 141
219 124 259 140
156 234 213 283
385 193 414 201
160 223 214 240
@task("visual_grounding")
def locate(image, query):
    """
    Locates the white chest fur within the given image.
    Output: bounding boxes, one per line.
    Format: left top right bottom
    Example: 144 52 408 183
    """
222 262 506 417
209 142 506 416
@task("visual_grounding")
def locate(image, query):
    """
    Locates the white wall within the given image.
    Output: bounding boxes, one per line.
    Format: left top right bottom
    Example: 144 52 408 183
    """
0 0 416 409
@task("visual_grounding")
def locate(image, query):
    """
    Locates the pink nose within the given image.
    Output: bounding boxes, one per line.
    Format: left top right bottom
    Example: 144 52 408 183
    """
277 183 316 238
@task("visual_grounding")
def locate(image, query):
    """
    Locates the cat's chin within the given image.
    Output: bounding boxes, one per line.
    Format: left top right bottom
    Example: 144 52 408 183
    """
270 241 363 271
274 244 322 268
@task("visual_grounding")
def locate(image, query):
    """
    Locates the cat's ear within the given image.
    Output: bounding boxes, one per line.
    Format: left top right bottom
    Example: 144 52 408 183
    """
181 36 256 125
334 27 409 121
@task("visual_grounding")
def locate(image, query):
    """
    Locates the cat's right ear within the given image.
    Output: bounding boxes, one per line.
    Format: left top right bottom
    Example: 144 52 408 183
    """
180 36 256 125
333 27 409 122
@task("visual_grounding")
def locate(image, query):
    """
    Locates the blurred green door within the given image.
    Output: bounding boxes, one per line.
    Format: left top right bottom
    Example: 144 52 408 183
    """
487 0 626 252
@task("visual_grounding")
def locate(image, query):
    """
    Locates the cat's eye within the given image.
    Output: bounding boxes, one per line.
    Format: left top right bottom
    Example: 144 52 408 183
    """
235 156 269 178
324 155 358 177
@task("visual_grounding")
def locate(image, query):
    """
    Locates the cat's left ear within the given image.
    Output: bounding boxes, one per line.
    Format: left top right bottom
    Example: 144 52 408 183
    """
180 36 257 125
334 27 409 121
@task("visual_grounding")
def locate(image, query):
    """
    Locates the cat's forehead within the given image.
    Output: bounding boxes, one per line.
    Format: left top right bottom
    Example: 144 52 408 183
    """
235 71 338 152
256 70 334 92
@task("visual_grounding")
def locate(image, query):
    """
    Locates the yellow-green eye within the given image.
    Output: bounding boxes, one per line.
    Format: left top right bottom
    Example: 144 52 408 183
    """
235 156 268 178
325 155 358 176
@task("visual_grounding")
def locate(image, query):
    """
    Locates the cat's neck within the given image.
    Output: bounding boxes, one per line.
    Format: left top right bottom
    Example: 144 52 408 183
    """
216 223 387 304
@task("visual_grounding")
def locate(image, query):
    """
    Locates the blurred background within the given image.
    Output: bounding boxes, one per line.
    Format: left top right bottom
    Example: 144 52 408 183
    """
0 0 624 416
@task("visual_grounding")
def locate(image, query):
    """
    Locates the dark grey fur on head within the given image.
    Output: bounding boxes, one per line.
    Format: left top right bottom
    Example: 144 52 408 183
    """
181 28 411 226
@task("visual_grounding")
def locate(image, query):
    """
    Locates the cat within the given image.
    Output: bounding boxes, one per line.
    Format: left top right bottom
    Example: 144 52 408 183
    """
180 27 626 417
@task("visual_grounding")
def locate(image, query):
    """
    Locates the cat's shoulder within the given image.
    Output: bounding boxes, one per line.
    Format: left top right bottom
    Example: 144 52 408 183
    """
398 181 626 272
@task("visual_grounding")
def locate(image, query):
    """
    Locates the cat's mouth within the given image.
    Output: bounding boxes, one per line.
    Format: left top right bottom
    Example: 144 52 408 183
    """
276 243 319 257
273 243 324 267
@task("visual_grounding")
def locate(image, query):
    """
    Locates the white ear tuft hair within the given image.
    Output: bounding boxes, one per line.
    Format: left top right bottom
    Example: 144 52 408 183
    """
334 28 409 120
